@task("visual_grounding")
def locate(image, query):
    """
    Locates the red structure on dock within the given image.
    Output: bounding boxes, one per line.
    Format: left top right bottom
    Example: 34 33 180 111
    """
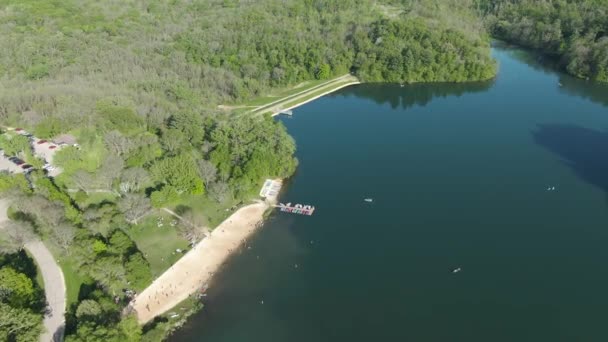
276 203 315 216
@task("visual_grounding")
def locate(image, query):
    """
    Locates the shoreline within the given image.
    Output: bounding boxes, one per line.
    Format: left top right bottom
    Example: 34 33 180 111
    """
131 200 272 324
251 74 356 114
131 81 365 326
270 81 361 116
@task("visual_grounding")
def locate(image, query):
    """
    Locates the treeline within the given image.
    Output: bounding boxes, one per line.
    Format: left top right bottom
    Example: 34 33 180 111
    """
0 111 296 341
481 0 608 82
353 19 496 82
0 0 497 127
0 0 499 341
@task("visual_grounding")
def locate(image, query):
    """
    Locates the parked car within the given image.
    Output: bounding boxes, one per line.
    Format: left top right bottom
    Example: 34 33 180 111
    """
21 164 32 169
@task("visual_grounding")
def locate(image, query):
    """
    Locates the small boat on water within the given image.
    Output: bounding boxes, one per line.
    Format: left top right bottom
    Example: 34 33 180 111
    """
452 267 462 273
364 198 373 202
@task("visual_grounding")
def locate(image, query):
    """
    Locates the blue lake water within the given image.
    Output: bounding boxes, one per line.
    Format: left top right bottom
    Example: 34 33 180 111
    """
172 44 608 341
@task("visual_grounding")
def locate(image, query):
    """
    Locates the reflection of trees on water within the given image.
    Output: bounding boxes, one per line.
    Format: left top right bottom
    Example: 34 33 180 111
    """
333 81 494 110
493 40 561 75
558 76 608 107
533 124 608 195
494 41 608 107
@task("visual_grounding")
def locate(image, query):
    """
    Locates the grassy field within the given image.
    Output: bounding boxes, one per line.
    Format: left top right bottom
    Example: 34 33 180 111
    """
258 79 360 115
43 241 92 307
228 74 354 115
174 194 242 228
283 80 357 106
126 191 253 281
79 192 117 207
239 79 329 107
57 257 92 307
128 213 190 278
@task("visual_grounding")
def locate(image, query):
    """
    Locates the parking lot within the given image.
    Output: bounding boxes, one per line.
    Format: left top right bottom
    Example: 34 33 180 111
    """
0 127 67 176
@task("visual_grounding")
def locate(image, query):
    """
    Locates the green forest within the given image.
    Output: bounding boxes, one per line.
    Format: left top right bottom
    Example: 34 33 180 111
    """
0 0 603 341
0 252 45 341
481 0 608 82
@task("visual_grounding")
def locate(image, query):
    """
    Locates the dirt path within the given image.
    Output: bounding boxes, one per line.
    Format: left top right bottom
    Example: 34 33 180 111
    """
24 241 66 342
131 201 270 324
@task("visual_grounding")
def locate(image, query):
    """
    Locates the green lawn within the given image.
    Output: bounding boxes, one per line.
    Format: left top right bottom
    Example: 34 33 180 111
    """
259 80 358 115
43 241 92 307
239 78 331 108
175 194 241 228
128 214 190 278
80 192 117 207
240 96 280 107
271 79 334 97
57 257 92 307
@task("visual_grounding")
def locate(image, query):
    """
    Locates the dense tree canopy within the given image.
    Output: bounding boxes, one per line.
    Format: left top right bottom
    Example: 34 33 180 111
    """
482 0 608 82
0 0 496 127
0 252 45 342
0 267 36 308
0 0 517 341
0 302 43 342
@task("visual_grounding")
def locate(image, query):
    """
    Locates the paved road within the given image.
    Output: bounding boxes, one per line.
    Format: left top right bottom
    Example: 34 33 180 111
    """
25 241 66 342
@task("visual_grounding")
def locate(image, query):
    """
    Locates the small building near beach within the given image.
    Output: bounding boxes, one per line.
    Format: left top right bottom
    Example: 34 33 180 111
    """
259 179 282 202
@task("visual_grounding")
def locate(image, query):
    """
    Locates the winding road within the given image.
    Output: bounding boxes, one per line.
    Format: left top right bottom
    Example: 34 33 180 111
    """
25 241 66 342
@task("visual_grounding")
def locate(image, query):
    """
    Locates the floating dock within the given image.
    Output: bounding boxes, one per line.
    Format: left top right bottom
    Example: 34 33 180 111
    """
275 203 315 216
259 179 315 215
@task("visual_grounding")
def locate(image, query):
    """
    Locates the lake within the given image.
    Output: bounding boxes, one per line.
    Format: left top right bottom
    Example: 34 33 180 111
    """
171 44 608 341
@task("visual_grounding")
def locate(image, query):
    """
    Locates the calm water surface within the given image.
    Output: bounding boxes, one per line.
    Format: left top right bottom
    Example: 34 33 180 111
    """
172 45 608 341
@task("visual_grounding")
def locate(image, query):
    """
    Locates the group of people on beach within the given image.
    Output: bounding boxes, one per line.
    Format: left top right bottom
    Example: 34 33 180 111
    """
130 209 267 320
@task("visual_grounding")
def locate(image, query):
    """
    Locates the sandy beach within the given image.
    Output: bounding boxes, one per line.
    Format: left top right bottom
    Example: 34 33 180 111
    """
131 201 270 324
